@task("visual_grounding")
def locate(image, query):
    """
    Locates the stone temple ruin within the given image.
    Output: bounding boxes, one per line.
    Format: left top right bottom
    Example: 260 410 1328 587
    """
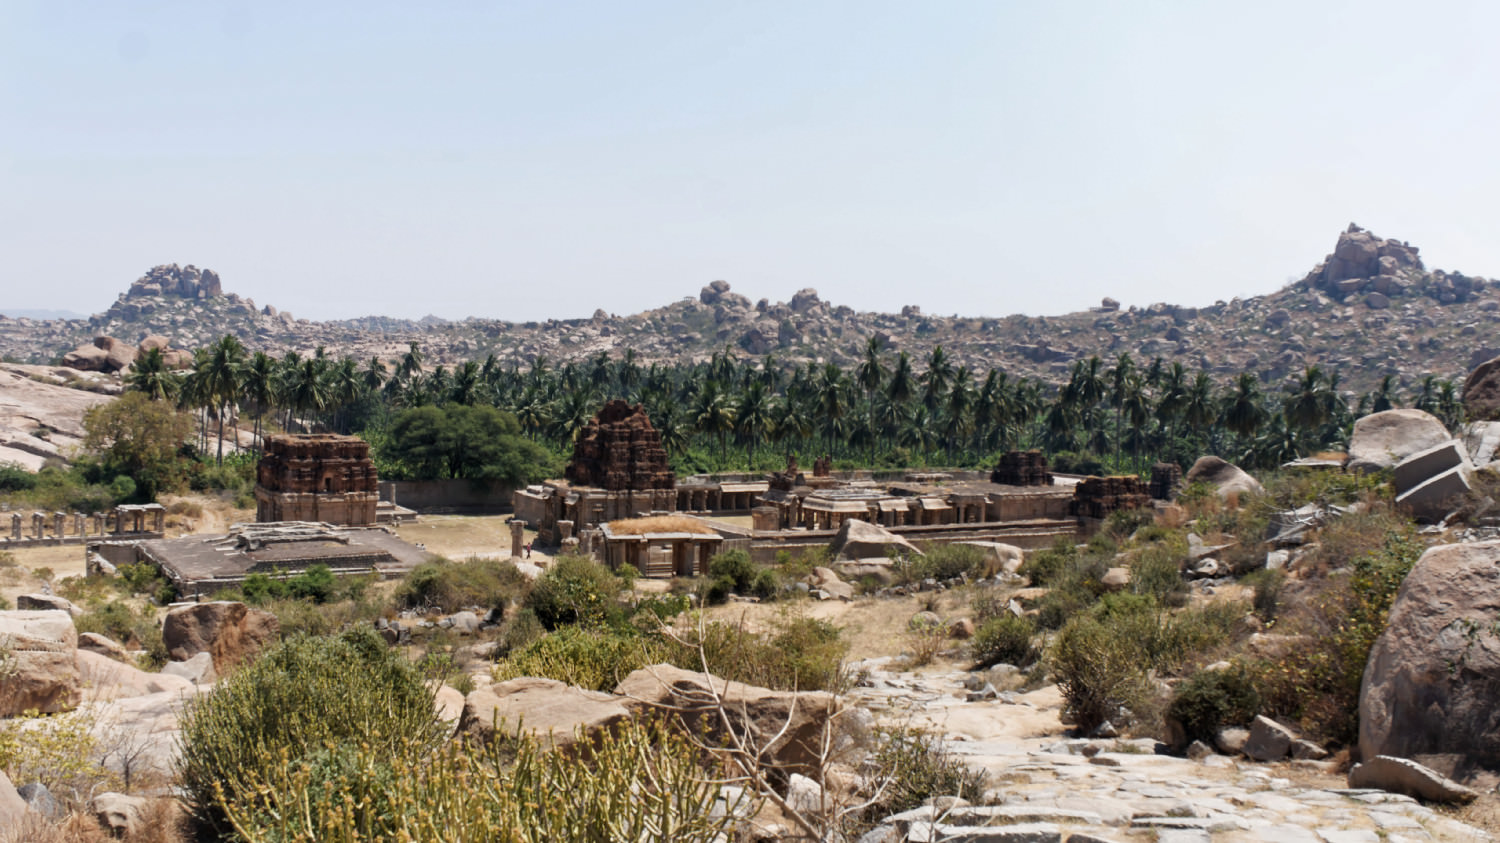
255 434 379 527
518 425 1172 577
564 400 675 491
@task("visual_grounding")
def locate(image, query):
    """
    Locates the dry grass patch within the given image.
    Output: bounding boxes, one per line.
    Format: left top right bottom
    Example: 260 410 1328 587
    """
606 515 716 535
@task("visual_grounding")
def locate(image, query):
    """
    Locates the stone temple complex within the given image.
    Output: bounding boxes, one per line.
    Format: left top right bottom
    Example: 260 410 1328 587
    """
254 434 379 527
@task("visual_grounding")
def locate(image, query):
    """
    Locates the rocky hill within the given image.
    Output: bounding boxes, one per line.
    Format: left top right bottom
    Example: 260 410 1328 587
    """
1 225 1495 394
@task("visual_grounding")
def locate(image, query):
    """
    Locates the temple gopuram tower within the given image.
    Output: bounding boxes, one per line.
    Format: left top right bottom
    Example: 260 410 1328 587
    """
564 400 675 491
254 434 379 526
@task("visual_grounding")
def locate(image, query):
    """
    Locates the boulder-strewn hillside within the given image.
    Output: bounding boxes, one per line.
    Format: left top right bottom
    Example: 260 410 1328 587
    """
1 224 1494 394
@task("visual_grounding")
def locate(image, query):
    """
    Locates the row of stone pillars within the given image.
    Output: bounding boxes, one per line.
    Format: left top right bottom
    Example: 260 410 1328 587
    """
6 505 166 542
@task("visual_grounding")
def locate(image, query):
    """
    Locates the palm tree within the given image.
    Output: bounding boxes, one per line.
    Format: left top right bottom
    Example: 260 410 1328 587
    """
204 335 246 465
1222 372 1266 443
286 357 329 431
1106 353 1136 469
327 356 363 433
692 380 737 464
1369 374 1399 413
452 360 482 406
363 356 388 394
920 346 954 412
125 347 179 402
734 381 776 467
1284 366 1336 438
816 363 848 456
241 351 276 451
856 336 886 462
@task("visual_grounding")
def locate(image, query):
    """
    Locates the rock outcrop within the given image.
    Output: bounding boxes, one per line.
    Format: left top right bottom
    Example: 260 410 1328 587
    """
1360 540 1500 779
830 518 923 561
61 336 136 372
125 264 222 300
0 610 81 716
1184 456 1263 499
458 677 633 753
1463 354 1500 421
161 601 279 677
1346 409 1452 473
615 664 840 782
1348 755 1478 804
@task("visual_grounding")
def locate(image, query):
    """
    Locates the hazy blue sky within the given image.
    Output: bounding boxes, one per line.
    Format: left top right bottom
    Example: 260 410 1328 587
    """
3 2 1498 322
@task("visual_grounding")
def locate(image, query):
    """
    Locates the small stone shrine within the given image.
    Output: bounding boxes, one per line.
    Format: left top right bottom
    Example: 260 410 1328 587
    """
1070 475 1151 520
1149 462 1183 500
991 450 1053 487
564 400 675 491
255 434 378 527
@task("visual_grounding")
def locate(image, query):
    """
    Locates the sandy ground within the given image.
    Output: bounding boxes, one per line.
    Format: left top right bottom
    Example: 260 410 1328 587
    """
393 514 543 562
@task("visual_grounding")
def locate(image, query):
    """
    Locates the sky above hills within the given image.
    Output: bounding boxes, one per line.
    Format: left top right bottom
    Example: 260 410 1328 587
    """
3 2 1499 323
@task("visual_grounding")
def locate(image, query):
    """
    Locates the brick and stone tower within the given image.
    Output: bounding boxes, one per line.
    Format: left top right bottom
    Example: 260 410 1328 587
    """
564 401 675 491
254 434 378 526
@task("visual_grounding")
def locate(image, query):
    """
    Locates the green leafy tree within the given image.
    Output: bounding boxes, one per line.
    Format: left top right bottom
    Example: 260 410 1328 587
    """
82 392 194 498
383 405 557 483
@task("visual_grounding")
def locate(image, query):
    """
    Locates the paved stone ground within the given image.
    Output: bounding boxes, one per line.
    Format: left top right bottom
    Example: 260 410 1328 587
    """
848 659 1491 843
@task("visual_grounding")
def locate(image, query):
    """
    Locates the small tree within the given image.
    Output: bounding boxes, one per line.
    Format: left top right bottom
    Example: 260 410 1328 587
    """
82 392 193 498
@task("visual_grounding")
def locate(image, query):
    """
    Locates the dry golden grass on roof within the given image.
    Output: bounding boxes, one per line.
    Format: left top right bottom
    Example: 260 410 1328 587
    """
606 516 717 535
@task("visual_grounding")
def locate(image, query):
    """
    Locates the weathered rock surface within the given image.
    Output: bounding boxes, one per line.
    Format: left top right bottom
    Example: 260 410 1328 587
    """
1244 715 1297 762
1184 456 1263 499
1346 409 1451 473
831 518 923 561
1348 756 1478 804
160 650 218 684
958 541 1025 576
1463 354 1500 421
616 664 840 780
0 770 30 832
162 601 278 676
84 687 206 781
1360 539 1500 778
0 363 114 469
15 593 80 616
458 677 633 752
0 609 80 716
77 631 131 663
93 792 145 836
76 649 194 701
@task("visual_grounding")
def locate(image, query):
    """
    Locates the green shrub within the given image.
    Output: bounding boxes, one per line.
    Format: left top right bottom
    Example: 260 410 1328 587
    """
287 564 336 603
1021 537 1076 587
1166 666 1261 745
177 628 444 833
1049 613 1148 734
1129 535 1188 606
848 727 989 834
525 555 628 630
665 613 850 693
971 615 1038 669
217 719 735 843
397 556 533 614
493 626 664 692
1242 568 1285 621
1250 517 1421 744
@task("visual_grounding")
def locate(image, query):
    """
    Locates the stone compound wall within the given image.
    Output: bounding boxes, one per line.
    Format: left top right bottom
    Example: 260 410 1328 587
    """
255 434 378 526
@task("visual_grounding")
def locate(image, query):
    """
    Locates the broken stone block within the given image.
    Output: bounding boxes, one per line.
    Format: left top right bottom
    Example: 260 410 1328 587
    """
1395 465 1473 522
1348 755 1478 804
1245 715 1296 761
1393 439 1471 496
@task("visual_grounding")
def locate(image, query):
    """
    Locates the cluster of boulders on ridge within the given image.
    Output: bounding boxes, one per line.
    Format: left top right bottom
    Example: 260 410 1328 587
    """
59 333 193 373
4 225 1500 396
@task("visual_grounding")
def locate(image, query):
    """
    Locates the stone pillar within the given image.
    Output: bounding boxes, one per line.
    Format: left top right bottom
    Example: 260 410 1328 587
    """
113 509 123 535
557 520 574 542
92 513 103 536
54 512 65 537
153 508 165 532
73 513 83 536
10 513 19 541
510 520 526 558
32 513 45 539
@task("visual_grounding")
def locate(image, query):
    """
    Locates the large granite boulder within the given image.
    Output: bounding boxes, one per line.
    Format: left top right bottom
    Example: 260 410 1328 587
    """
76 649 194 701
162 601 279 676
1346 409 1451 473
78 631 131 663
829 518 923 561
60 341 109 371
0 610 81 716
615 664 840 781
1360 540 1500 779
0 770 31 833
88 689 206 783
1184 456 1263 499
1348 755 1478 804
1463 355 1500 421
458 677 633 753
